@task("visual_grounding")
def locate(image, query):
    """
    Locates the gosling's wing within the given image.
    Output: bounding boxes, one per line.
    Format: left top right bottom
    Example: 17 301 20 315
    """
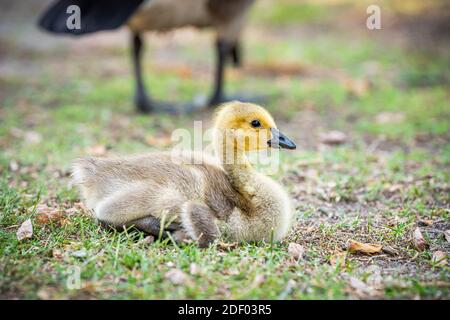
38 0 146 35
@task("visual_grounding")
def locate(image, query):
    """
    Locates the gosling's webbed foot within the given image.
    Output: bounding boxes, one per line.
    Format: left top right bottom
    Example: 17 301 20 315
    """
127 216 183 238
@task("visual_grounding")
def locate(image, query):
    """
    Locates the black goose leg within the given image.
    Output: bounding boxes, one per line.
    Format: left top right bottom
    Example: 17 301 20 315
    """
132 33 153 113
230 42 241 67
208 39 266 108
208 39 229 107
132 33 184 114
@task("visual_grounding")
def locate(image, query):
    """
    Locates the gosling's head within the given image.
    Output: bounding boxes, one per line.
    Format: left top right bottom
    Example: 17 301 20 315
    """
213 101 296 152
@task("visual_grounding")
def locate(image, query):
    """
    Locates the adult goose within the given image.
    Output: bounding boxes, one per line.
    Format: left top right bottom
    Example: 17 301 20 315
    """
38 0 257 113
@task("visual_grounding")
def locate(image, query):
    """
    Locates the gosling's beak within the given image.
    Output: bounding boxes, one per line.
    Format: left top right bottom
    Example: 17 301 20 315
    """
268 128 296 150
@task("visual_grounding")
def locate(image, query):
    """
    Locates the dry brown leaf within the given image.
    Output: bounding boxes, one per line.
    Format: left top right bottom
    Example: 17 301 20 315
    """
164 269 191 286
17 219 33 241
320 130 347 145
85 144 107 156
413 227 428 252
444 230 450 243
431 251 447 267
348 239 382 255
36 204 63 225
288 243 305 260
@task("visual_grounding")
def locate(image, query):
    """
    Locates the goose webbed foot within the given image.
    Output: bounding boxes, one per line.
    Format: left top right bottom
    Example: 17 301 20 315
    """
135 92 207 115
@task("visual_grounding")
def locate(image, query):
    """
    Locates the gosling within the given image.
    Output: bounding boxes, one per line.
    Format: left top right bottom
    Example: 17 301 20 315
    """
72 101 296 247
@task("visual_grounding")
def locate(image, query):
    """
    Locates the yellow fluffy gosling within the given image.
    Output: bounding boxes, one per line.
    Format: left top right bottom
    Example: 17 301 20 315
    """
72 101 296 247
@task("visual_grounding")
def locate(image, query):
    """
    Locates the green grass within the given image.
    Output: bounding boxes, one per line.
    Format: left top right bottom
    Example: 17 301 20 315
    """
0 1 449 299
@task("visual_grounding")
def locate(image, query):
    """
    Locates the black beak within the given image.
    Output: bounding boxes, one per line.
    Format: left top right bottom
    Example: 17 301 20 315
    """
267 128 296 150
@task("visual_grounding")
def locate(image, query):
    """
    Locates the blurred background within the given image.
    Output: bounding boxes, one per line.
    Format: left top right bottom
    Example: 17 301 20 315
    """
0 0 449 299
1 0 449 164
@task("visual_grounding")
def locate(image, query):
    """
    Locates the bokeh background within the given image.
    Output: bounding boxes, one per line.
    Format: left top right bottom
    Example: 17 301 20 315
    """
0 0 449 299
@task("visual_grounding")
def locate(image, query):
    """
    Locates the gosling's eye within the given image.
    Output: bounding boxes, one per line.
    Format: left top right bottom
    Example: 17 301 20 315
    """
251 119 261 128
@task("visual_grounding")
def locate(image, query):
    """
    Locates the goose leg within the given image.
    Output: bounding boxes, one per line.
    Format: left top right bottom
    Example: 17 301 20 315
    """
230 42 241 67
131 33 182 114
208 39 265 107
208 39 229 107
180 201 220 248
132 33 153 113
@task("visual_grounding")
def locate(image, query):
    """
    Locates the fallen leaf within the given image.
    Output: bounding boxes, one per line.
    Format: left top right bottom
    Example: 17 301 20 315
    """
164 269 191 286
189 263 201 276
444 230 450 243
36 204 63 225
431 251 447 267
85 144 107 156
413 227 428 251
320 130 347 145
9 160 19 172
288 242 305 260
17 219 33 241
348 239 382 255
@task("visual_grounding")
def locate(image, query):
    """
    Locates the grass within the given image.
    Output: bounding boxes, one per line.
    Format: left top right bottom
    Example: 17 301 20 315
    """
0 0 449 299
